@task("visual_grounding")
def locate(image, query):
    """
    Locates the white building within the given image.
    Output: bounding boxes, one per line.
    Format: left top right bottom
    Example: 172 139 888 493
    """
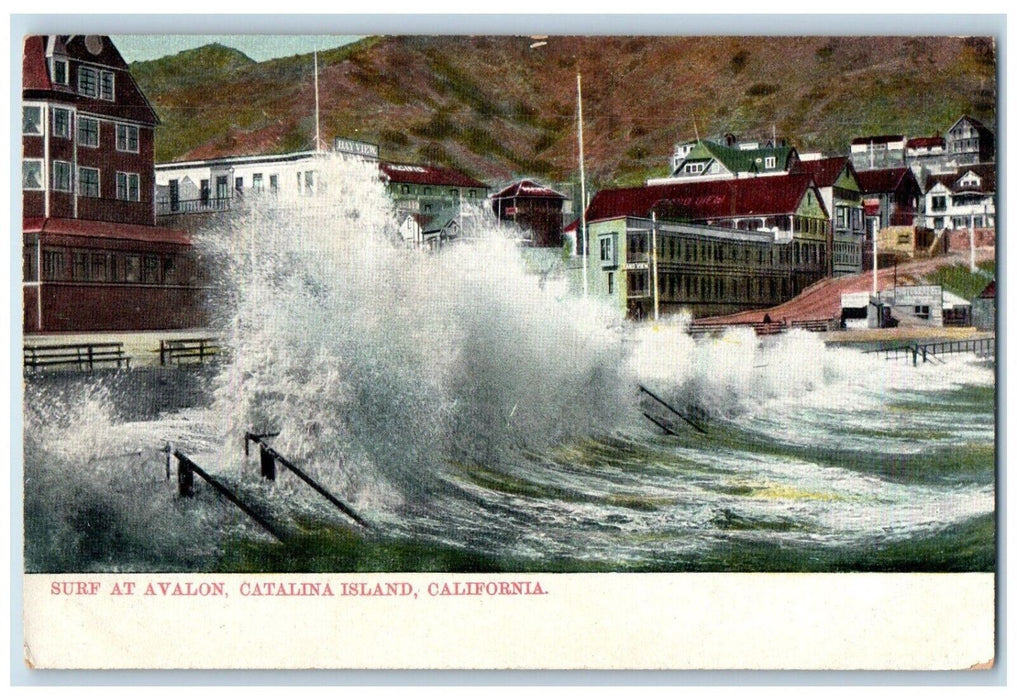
921 164 995 232
154 138 380 216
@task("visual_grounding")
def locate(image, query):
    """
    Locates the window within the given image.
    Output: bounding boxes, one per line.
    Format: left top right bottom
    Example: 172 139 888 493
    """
235 177 244 194
52 58 68 86
599 235 616 265
931 195 947 212
142 255 160 284
216 175 229 200
401 185 410 194
303 170 315 195
448 189 456 198
78 167 100 198
72 251 89 280
269 175 278 193
124 255 140 282
252 173 263 192
468 189 476 198
43 250 64 280
52 161 72 192
169 179 180 211
100 70 114 100
91 253 107 282
607 272 614 294
163 257 177 284
78 66 98 97
116 172 140 201
423 187 431 195
115 124 138 152
23 160 44 190
77 117 99 147
23 106 42 135
52 108 71 138
915 305 930 320
765 156 776 168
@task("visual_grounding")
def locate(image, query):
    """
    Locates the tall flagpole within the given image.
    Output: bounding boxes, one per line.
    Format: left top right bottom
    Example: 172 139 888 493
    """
578 73 588 297
314 50 322 152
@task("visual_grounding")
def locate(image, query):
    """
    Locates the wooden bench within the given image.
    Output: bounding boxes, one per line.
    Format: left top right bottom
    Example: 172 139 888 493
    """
24 342 131 372
160 338 220 365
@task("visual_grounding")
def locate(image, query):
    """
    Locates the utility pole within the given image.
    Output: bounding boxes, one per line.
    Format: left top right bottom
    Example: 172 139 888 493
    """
969 211 976 273
651 211 660 322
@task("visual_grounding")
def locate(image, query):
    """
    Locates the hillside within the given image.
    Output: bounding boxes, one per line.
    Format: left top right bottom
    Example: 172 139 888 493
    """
132 35 997 189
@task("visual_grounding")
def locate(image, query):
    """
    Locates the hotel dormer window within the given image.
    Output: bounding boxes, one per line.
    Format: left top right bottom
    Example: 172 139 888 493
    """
765 156 776 168
52 57 68 86
78 66 98 97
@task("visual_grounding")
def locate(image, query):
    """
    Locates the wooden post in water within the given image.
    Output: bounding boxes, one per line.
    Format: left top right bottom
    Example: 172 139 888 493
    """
178 456 194 497
260 444 277 481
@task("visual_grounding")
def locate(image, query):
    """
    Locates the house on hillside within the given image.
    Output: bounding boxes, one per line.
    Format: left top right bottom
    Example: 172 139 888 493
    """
796 156 865 276
850 134 907 171
946 115 995 166
650 138 799 184
856 167 923 230
22 35 203 333
921 164 995 233
491 179 568 247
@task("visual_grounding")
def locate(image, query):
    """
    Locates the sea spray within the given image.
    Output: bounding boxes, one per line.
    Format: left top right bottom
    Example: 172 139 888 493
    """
200 155 631 514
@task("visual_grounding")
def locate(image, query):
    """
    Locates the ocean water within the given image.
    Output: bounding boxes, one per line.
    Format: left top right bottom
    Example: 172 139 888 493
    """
22 157 996 573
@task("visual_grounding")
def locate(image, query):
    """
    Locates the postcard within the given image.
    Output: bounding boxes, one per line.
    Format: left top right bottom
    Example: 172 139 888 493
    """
18 29 997 670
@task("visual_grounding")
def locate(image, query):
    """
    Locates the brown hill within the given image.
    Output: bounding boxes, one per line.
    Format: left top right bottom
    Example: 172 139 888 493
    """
133 35 996 189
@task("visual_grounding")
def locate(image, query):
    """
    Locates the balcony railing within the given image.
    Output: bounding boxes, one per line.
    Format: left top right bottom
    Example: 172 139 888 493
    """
157 197 233 216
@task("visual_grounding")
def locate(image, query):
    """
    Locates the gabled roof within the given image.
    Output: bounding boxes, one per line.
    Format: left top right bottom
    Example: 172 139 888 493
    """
23 36 159 126
24 217 191 245
856 167 918 195
679 140 796 175
577 174 825 227
379 162 488 189
948 115 993 137
851 134 905 146
978 280 995 299
492 179 567 200
953 164 996 194
795 156 852 188
925 164 996 195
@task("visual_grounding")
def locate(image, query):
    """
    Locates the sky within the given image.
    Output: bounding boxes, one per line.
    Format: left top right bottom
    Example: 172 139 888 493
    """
110 35 362 63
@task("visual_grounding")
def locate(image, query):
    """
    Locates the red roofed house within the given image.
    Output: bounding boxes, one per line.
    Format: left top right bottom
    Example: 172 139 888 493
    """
856 167 923 230
575 174 830 318
491 179 568 247
22 35 205 333
380 161 489 217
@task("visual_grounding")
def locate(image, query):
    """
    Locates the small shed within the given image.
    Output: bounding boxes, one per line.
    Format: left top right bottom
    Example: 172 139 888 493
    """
491 180 568 247
971 279 996 330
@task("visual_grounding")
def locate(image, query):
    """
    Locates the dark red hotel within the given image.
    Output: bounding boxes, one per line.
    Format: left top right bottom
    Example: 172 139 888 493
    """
21 35 206 333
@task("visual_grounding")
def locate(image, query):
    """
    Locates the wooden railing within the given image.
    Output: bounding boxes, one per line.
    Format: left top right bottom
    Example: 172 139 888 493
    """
157 197 232 216
160 338 220 365
24 342 130 371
